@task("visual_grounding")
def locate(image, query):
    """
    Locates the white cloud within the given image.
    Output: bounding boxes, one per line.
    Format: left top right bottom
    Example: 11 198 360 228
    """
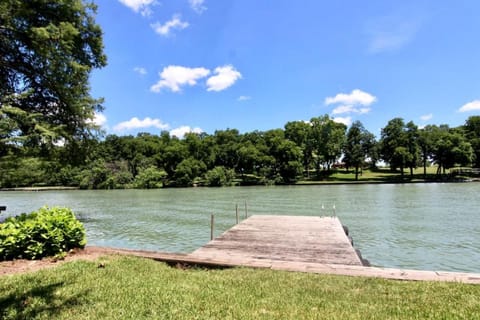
93 113 107 126
189 0 207 14
151 15 189 37
332 105 372 115
118 0 156 16
459 100 480 113
238 95 251 101
133 67 147 75
113 117 169 132
325 89 377 107
206 65 242 92
150 65 210 93
170 126 203 138
333 116 352 126
420 113 433 121
86 112 107 127
332 105 354 115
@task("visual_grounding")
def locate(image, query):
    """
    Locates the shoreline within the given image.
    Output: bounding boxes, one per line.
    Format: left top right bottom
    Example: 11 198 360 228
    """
0 178 477 192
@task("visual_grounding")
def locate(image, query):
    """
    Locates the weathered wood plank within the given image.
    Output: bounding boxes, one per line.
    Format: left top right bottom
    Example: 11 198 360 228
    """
190 215 363 266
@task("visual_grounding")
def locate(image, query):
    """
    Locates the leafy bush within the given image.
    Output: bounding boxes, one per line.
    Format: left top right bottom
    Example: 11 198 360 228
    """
204 166 236 186
134 166 166 189
0 207 86 260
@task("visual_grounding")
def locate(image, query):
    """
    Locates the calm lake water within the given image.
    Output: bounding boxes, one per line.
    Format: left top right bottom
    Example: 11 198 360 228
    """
1 183 479 273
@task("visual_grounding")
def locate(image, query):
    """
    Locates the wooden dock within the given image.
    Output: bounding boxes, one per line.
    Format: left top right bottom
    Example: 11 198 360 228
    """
190 215 364 266
31 213 480 284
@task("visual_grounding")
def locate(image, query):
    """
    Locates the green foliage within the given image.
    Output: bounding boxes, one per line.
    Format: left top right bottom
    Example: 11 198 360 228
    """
204 166 236 186
134 166 167 189
0 207 86 260
0 156 46 187
172 158 207 186
464 116 480 167
2 114 480 188
343 121 376 180
0 0 107 149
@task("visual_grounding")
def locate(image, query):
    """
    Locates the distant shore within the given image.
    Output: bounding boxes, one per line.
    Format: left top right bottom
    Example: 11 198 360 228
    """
1 178 478 192
0 186 79 192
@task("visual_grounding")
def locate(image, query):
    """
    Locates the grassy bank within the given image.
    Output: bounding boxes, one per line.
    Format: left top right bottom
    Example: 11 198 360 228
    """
296 166 466 185
1 255 479 319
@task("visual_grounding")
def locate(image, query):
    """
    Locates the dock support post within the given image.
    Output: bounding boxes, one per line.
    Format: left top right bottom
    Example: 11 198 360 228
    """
235 204 239 224
210 214 215 240
244 201 248 219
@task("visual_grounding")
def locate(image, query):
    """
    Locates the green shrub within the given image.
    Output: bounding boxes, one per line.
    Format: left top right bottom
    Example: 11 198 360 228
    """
204 166 236 186
134 166 166 189
0 207 86 260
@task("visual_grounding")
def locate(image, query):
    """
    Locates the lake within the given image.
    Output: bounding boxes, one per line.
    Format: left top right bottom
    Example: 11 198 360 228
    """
1 183 479 273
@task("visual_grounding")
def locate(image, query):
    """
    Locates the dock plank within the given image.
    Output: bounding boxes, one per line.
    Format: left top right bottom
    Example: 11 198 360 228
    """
190 215 363 266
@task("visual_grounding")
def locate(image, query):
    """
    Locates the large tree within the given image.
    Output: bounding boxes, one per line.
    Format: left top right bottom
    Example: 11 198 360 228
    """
0 0 106 153
310 115 346 174
463 116 480 167
343 121 376 180
380 118 419 179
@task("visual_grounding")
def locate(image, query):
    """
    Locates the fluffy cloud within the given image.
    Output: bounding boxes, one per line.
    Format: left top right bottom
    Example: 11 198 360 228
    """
325 89 377 107
150 65 210 93
333 116 352 126
459 100 480 113
133 67 147 75
420 113 433 121
206 65 242 92
113 117 169 132
118 0 156 16
151 15 189 37
326 89 376 118
86 112 107 127
150 65 242 93
170 126 203 138
189 0 207 14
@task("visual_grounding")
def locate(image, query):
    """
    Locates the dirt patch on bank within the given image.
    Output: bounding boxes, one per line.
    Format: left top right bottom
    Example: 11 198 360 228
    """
0 247 119 276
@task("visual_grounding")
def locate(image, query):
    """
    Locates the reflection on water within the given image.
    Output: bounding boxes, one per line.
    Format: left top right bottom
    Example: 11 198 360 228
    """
1 183 479 272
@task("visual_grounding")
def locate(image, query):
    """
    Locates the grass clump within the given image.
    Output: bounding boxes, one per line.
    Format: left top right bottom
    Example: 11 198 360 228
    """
0 255 479 319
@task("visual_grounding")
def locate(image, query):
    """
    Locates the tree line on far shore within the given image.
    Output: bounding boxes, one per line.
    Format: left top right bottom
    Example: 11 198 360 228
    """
1 114 479 189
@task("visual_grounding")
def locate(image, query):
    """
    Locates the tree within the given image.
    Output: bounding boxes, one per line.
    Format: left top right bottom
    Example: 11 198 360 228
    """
380 118 419 178
464 116 480 167
343 121 376 180
430 126 473 175
285 120 313 177
310 115 346 174
418 125 436 178
0 0 106 152
405 121 420 177
264 129 302 183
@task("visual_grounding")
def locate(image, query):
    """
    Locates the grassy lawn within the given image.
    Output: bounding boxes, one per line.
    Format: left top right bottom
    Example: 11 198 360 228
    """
1 255 479 319
297 166 446 184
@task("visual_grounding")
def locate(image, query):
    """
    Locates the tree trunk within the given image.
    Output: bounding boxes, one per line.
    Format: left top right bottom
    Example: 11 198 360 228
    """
423 157 427 178
355 165 359 181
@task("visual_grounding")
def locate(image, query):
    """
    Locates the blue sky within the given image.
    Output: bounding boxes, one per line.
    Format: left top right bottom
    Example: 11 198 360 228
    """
90 0 480 138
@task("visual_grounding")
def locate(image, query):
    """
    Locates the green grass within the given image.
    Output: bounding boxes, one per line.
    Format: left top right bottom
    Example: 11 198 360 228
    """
1 256 479 319
297 166 447 184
